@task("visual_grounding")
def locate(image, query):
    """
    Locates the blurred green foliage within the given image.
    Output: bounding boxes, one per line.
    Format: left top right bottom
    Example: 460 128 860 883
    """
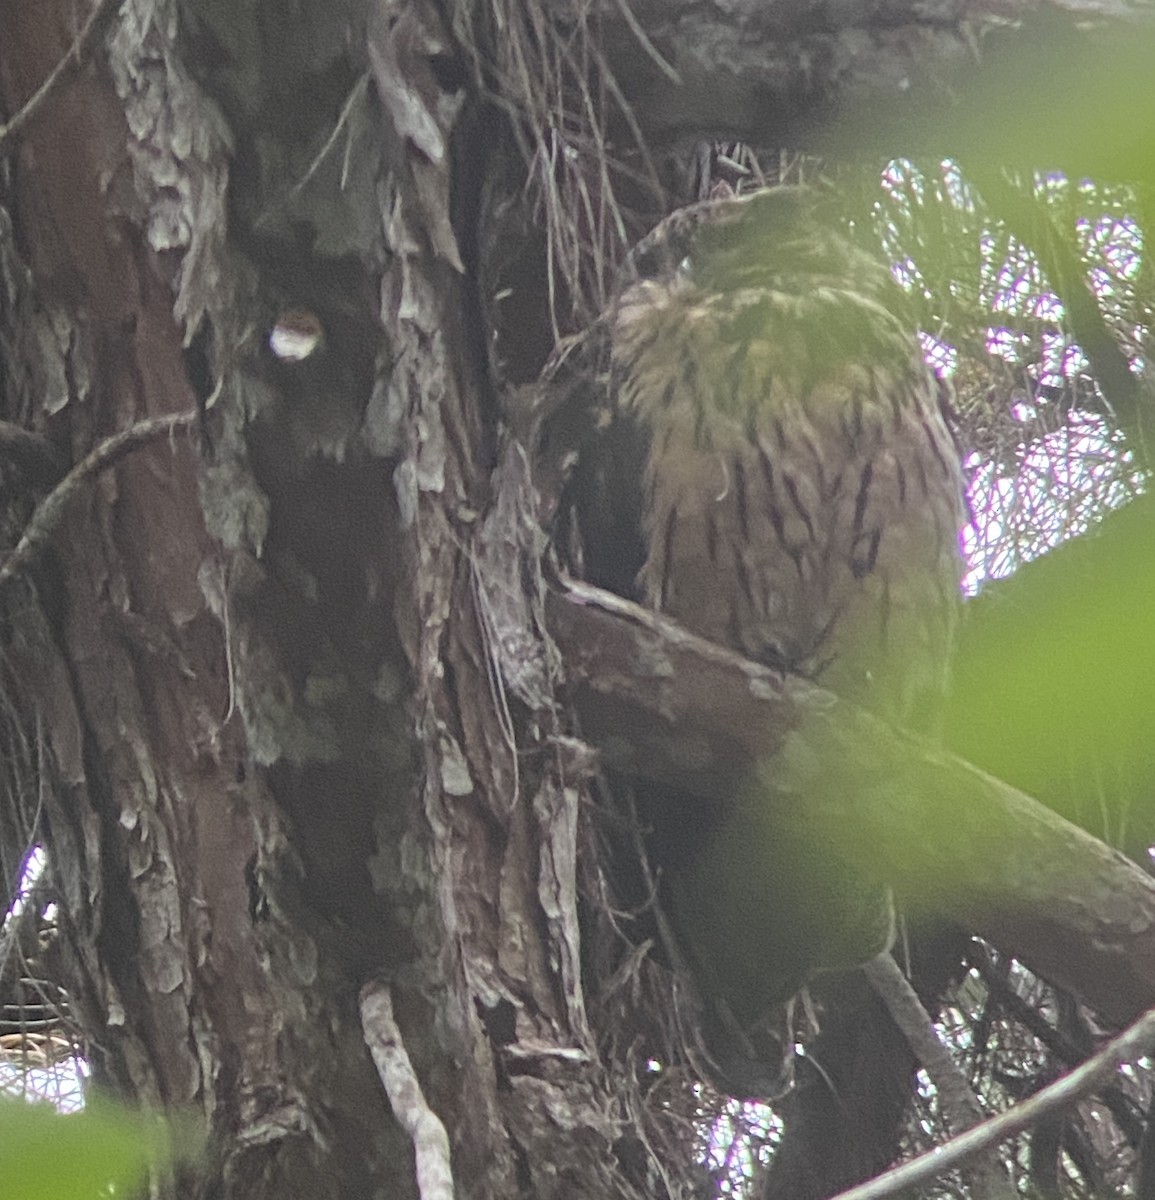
0 1096 195 1200
957 15 1155 191
946 490 1155 861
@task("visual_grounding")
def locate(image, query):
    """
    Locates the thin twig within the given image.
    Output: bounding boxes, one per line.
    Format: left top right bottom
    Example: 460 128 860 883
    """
0 0 125 159
360 980 454 1200
829 1002 1155 1200
608 0 681 84
0 411 197 592
865 954 1014 1200
288 73 369 198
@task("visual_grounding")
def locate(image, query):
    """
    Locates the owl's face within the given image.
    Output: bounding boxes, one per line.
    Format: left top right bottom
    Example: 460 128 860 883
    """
617 190 918 408
685 188 884 289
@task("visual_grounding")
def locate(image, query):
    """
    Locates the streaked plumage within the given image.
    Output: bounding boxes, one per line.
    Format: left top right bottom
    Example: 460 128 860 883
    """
579 187 966 1094
612 189 964 726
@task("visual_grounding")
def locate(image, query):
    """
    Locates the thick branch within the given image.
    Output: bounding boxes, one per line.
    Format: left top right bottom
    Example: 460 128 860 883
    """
538 0 1155 181
547 577 1155 1025
550 575 803 797
582 0 982 151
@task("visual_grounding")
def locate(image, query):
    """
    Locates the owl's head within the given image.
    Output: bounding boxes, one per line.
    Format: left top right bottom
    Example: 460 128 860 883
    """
688 186 899 304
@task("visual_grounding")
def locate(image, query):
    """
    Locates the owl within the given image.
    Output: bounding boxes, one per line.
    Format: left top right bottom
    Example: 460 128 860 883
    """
571 186 966 1094
613 187 964 719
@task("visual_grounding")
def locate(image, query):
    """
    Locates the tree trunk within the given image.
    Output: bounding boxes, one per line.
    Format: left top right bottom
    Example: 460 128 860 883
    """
1 0 638 1195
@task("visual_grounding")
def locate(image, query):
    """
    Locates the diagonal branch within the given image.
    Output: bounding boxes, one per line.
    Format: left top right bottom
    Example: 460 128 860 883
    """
865 954 1014 1200
0 411 197 593
0 0 124 159
829 1002 1155 1200
545 575 1155 1025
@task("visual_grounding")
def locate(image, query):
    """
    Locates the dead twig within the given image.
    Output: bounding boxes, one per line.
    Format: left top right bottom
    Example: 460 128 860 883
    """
829 1002 1155 1200
865 954 1014 1200
0 411 196 592
0 0 125 159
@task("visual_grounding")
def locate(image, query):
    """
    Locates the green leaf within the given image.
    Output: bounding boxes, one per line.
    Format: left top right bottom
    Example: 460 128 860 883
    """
947 492 1155 859
0 1097 163 1200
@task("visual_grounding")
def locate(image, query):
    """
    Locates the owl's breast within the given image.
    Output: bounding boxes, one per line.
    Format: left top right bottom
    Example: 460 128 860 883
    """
615 280 965 724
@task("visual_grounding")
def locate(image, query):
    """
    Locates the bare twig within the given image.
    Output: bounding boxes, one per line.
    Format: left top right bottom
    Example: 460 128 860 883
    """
829 1002 1155 1200
0 0 125 159
865 954 1014 1200
0 411 196 592
360 980 454 1200
287 72 370 199
607 0 680 85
